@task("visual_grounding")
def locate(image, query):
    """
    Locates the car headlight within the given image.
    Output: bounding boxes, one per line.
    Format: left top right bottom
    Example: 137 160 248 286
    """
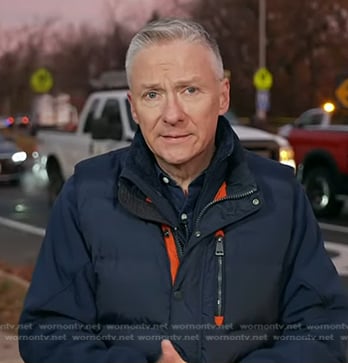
279 146 296 171
11 151 27 163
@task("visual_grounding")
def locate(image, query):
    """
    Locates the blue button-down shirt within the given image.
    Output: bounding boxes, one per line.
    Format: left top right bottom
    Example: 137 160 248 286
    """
155 164 205 236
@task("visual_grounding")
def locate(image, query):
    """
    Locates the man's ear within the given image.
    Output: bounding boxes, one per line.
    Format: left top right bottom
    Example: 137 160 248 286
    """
219 78 230 115
127 92 139 124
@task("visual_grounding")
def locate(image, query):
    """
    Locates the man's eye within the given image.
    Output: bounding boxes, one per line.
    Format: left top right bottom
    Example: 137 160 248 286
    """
146 91 157 99
185 87 197 94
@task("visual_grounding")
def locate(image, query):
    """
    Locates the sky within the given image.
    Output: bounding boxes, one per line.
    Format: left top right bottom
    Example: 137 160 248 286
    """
0 0 172 29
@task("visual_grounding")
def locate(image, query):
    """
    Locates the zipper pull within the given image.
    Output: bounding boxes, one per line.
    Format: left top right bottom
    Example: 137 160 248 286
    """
215 234 224 256
180 213 190 242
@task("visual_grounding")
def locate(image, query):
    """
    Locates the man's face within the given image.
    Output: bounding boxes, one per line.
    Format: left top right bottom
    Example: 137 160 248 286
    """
128 40 230 170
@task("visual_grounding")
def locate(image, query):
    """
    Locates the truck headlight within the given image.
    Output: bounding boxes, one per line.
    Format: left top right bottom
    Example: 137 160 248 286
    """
279 147 296 171
11 151 27 163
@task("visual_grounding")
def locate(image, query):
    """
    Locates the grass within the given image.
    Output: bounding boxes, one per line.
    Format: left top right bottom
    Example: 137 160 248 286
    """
0 276 28 335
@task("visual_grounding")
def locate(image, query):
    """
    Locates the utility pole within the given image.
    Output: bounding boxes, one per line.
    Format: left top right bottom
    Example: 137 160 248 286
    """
259 0 266 69
254 0 272 123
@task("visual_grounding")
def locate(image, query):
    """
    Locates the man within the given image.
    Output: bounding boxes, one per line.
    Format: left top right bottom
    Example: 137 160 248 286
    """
19 18 348 363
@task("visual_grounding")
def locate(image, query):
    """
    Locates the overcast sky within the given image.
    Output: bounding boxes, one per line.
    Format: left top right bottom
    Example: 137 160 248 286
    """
0 0 164 29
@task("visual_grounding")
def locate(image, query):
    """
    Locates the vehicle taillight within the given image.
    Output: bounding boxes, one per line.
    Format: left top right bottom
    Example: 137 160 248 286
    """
6 117 15 126
21 116 30 125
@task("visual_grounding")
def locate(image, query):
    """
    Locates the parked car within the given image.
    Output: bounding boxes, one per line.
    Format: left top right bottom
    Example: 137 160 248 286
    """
14 113 31 128
0 113 32 131
0 134 27 183
0 115 14 129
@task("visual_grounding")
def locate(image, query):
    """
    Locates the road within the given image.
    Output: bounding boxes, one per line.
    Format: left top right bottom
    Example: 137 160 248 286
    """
0 167 348 289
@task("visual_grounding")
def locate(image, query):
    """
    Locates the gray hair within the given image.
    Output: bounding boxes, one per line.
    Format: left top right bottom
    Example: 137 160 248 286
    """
125 18 224 86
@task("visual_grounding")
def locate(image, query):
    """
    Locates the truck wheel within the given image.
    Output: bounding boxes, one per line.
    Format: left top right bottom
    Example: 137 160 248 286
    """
47 161 64 205
303 167 343 217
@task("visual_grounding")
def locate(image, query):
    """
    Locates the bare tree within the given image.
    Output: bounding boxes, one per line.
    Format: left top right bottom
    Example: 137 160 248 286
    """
0 18 58 113
0 17 131 115
191 0 348 116
2 0 347 119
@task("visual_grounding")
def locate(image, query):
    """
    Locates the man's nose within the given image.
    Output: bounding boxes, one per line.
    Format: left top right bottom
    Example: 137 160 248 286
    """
162 95 184 124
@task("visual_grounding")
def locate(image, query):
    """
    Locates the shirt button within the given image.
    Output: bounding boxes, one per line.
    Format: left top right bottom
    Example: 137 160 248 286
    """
195 231 201 238
173 290 183 300
180 213 188 221
162 176 170 184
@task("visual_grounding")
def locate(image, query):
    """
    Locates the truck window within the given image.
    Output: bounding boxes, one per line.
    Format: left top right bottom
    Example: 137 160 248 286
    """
83 99 100 133
305 114 323 126
297 112 323 127
101 99 122 140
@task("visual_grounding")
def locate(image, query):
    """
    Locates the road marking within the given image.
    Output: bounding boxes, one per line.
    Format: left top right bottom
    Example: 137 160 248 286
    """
319 222 348 234
325 241 348 277
0 216 45 237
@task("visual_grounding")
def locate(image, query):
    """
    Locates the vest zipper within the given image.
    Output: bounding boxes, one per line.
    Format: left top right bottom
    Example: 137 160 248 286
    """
162 185 258 308
172 227 185 259
194 187 258 229
214 232 225 326
197 186 257 327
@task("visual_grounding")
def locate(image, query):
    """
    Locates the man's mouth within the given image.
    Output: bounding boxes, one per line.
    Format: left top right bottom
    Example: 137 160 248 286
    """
162 134 190 139
161 134 192 143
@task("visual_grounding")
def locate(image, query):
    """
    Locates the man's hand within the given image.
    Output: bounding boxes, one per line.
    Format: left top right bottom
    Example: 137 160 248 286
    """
157 339 187 363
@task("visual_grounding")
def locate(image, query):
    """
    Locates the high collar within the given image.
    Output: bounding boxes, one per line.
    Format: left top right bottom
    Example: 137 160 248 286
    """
120 116 235 189
118 116 259 225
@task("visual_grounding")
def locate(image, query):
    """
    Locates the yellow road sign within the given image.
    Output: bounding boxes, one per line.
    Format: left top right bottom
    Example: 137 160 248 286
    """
335 79 348 108
253 67 273 90
30 67 54 93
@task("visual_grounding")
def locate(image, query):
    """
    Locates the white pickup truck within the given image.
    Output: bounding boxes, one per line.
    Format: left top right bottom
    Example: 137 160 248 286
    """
33 89 296 202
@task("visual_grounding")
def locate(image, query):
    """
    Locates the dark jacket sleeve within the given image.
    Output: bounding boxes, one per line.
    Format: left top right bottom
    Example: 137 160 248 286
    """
240 181 348 363
18 176 147 363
